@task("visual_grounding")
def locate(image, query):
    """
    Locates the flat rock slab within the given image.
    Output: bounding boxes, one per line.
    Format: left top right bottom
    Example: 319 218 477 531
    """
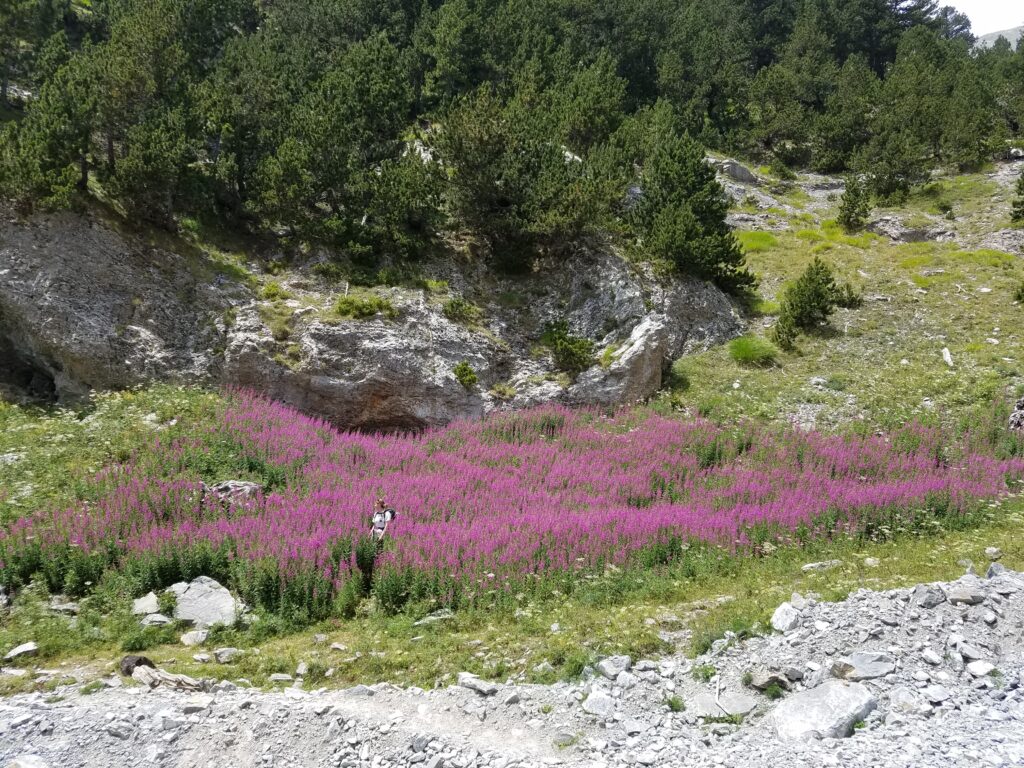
832 651 896 681
946 586 986 605
170 576 240 628
770 680 876 741
689 691 757 719
581 690 617 719
4 643 38 661
457 673 498 696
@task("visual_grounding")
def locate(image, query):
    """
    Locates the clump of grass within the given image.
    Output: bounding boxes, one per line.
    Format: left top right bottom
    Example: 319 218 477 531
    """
335 294 398 320
454 361 478 390
262 281 291 301
665 695 685 713
443 297 482 325
80 680 105 696
692 664 716 682
763 682 785 700
1014 281 1024 303
741 670 753 687
728 336 777 367
490 382 516 400
737 231 780 253
258 302 294 341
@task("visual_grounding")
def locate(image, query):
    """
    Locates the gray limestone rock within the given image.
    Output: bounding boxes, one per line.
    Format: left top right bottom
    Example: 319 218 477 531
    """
769 681 877 741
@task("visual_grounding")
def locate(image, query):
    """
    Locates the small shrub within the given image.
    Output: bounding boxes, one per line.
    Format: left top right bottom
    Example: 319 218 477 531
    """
838 175 871 233
728 336 777 367
443 297 482 325
692 664 716 682
157 591 177 616
262 281 291 301
769 157 797 181
741 670 753 687
540 322 594 376
665 695 685 712
454 361 478 390
1014 281 1024 303
833 282 864 309
335 294 398 320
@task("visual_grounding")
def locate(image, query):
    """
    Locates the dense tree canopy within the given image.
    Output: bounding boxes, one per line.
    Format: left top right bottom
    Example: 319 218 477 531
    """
1 0 1023 290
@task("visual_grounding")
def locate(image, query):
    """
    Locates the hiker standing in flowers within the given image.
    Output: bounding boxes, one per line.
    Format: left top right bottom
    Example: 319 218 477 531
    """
370 497 396 545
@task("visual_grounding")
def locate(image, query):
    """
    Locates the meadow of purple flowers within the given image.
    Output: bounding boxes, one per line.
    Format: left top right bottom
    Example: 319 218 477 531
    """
1 392 1021 621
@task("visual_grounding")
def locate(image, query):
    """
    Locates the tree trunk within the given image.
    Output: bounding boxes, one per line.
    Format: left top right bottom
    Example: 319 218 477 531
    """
78 153 88 190
106 133 116 174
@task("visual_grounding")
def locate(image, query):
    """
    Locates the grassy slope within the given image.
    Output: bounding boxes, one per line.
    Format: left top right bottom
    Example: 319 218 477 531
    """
669 168 1023 431
2 166 1024 695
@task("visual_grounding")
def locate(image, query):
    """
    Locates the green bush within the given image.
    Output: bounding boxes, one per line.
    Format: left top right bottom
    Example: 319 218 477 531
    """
454 361 478 389
540 322 594 375
335 294 398 320
728 336 777 367
443 297 482 325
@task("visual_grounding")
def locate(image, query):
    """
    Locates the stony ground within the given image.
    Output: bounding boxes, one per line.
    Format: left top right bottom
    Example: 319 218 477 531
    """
1 561 1021 768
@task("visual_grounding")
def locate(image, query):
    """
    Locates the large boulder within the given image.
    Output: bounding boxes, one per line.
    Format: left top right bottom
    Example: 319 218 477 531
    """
569 318 667 405
769 680 877 741
169 576 242 628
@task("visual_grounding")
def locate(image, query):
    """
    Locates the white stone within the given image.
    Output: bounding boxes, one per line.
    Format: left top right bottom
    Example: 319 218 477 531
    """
170 576 241 628
967 661 995 678
132 592 159 615
596 656 632 680
581 690 617 720
3 642 38 661
180 630 208 647
771 602 801 633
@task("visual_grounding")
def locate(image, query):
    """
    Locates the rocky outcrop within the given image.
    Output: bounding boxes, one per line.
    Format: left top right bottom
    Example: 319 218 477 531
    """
0 208 742 428
867 215 954 243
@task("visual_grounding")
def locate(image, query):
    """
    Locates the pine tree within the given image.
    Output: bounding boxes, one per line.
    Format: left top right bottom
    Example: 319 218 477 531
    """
1012 169 1024 226
837 175 871 232
630 101 754 293
771 256 838 349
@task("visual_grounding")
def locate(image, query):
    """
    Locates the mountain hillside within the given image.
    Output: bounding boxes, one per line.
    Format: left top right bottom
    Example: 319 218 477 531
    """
979 25 1023 47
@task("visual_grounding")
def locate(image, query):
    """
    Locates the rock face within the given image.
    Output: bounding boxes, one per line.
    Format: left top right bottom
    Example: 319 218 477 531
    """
169 576 241 628
0 208 742 429
770 680 877 740
0 210 233 400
